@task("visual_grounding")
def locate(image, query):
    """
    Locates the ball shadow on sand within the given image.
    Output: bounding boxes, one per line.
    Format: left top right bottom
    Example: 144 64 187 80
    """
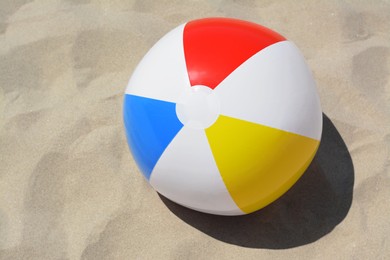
159 114 354 249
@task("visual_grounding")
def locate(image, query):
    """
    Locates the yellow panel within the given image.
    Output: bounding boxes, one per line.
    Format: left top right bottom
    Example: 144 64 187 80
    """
205 115 320 214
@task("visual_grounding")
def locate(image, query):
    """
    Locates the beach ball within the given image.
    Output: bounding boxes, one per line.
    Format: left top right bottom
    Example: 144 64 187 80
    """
123 18 322 215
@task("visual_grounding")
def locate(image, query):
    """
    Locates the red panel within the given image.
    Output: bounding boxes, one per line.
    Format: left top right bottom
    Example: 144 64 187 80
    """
183 18 285 89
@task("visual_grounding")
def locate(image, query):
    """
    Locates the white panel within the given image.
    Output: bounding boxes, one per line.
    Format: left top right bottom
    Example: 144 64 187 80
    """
214 41 322 140
125 24 191 103
149 127 244 216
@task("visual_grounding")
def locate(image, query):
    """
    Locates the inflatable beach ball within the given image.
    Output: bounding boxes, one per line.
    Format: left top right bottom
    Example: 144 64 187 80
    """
123 18 322 216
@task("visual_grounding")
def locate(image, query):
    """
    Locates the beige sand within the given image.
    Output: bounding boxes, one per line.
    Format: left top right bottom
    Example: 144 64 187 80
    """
0 0 389 259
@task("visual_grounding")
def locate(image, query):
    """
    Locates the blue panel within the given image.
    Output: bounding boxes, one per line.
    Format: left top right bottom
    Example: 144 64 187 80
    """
123 94 183 180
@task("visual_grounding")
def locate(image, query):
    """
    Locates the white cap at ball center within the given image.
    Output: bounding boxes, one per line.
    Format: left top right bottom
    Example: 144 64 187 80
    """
176 85 220 129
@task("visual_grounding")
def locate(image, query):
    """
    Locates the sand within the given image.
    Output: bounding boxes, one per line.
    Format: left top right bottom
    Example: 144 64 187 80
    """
0 0 389 259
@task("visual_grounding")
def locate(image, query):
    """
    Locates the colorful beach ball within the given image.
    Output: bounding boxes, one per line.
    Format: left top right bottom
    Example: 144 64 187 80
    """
123 18 322 215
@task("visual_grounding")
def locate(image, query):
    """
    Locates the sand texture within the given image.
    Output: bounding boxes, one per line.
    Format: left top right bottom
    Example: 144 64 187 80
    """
1 0 389 259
